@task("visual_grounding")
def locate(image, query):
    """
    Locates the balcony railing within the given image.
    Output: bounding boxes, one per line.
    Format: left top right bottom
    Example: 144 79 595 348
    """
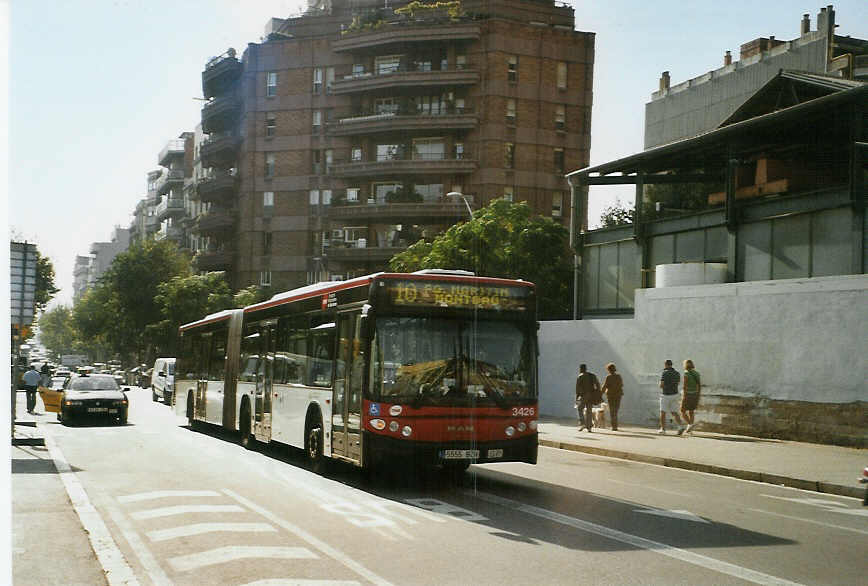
193 248 234 270
330 67 479 95
155 224 184 241
199 131 238 168
328 108 476 136
329 200 473 221
197 171 238 203
326 245 404 262
155 169 185 194
333 22 481 52
155 198 185 220
202 50 242 99
201 95 240 134
330 156 477 177
196 209 236 234
158 139 186 167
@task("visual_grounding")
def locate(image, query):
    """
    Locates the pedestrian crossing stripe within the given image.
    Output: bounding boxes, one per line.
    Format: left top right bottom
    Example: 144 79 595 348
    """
168 546 318 572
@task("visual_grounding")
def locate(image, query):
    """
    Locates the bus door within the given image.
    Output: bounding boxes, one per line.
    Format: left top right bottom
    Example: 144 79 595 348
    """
254 323 275 442
332 312 363 462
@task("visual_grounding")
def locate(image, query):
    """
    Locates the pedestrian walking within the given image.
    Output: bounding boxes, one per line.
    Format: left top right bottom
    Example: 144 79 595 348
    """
21 364 42 414
575 363 600 432
658 359 686 435
601 362 623 431
681 359 701 434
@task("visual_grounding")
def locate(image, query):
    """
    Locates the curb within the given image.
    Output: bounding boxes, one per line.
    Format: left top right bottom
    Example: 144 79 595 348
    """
539 439 864 499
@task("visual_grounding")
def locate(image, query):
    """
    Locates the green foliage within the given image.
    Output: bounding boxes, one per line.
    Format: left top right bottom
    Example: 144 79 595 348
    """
233 285 273 308
38 305 81 359
34 254 59 313
389 199 572 319
599 199 634 228
394 1 463 20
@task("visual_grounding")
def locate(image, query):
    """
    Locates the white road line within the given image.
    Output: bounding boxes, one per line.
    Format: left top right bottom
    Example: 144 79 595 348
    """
130 504 244 520
43 432 140 585
761 494 868 516
118 490 220 503
606 478 693 498
224 489 395 586
168 546 317 572
105 503 173 586
242 578 359 586
747 508 868 536
470 490 803 586
147 522 277 542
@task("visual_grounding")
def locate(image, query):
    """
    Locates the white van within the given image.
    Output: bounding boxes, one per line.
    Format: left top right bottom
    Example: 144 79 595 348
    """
151 358 176 404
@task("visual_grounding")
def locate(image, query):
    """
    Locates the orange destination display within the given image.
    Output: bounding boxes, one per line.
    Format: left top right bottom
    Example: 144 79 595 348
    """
384 279 532 311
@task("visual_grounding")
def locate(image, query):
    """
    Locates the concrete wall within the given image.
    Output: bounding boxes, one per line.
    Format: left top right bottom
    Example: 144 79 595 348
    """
539 275 868 446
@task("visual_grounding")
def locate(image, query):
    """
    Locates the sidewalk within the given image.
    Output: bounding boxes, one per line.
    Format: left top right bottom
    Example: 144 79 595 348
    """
10 392 108 585
538 417 867 499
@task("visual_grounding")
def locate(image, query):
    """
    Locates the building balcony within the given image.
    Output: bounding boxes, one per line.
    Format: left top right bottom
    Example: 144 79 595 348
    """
330 68 479 95
193 248 234 271
328 109 477 136
197 172 238 203
158 139 186 167
195 209 236 235
333 22 481 53
330 157 477 178
201 95 240 134
144 215 159 233
155 198 186 221
326 245 404 263
154 224 184 242
329 200 472 221
155 168 185 194
202 51 242 99
199 131 238 168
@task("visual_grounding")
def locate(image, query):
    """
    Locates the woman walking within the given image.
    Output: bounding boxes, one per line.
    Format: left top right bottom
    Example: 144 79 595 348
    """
681 359 701 435
601 362 624 431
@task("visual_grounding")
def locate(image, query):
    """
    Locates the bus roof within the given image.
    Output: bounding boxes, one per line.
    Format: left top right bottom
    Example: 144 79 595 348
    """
179 309 239 332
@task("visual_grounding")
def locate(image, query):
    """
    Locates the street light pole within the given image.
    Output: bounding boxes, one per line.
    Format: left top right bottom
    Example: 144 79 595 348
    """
447 191 473 220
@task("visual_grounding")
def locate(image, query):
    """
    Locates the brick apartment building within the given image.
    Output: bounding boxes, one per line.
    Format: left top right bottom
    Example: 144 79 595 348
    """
192 0 594 292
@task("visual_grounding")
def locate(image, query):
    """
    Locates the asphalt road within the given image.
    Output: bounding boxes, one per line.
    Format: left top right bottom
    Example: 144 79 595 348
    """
38 387 867 585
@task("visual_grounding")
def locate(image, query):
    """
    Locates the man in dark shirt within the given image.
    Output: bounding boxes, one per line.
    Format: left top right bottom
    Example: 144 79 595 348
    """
575 363 600 432
658 359 686 435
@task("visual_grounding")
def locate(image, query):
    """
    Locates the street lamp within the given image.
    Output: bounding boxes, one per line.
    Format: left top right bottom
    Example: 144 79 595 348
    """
447 191 473 219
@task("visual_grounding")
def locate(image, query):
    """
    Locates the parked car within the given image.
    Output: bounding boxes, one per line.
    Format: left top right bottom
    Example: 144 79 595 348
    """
140 367 153 388
151 358 176 404
859 466 867 506
112 369 125 386
43 374 129 425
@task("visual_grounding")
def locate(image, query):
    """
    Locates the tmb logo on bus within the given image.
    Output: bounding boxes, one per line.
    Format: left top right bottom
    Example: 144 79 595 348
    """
321 292 337 310
369 403 381 416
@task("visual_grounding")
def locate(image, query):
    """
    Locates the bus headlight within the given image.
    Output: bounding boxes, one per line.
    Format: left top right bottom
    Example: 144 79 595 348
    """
529 420 538 430
505 426 515 437
389 405 402 416
370 419 386 431
517 422 527 432
401 425 412 437
389 421 399 432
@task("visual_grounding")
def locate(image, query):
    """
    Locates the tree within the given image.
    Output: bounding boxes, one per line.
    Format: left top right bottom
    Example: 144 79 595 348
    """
390 199 572 319
599 199 634 228
233 285 273 308
34 254 60 313
38 305 80 360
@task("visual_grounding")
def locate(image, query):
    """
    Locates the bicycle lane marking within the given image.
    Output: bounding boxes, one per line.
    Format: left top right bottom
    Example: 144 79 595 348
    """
467 490 804 586
43 430 140 585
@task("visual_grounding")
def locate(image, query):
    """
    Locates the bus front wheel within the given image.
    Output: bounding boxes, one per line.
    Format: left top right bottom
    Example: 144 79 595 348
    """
305 417 324 474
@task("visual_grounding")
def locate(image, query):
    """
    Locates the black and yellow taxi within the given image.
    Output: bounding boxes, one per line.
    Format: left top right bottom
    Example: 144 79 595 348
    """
41 374 129 425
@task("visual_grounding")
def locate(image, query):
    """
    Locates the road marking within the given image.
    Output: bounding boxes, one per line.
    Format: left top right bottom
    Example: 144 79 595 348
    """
747 508 868 536
405 498 489 522
118 490 220 503
105 502 173 586
633 507 710 523
147 522 277 542
606 478 693 498
761 494 868 517
224 489 395 586
43 431 140 585
242 581 360 586
130 504 244 520
168 545 317 572
470 490 803 586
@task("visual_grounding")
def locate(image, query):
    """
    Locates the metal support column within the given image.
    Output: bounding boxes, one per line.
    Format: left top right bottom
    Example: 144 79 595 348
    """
725 154 739 282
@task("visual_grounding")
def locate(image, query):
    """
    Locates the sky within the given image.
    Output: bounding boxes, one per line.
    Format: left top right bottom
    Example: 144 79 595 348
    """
6 0 868 309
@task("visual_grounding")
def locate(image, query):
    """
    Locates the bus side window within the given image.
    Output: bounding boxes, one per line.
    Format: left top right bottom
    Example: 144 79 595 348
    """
308 318 335 387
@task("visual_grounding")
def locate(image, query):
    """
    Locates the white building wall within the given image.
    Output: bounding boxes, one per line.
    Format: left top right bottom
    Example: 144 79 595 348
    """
539 275 868 427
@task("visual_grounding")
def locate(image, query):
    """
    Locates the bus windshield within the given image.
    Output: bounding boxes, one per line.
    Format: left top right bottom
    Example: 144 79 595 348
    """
371 316 535 406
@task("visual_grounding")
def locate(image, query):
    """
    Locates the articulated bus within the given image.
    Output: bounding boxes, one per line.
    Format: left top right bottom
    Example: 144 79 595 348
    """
175 270 539 472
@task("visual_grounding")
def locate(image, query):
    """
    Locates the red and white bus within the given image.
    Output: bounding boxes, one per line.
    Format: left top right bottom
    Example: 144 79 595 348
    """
175 270 539 472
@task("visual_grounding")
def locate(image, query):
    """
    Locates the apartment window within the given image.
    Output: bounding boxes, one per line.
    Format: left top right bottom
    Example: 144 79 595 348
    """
504 143 515 168
266 72 277 97
309 189 320 205
557 62 567 89
352 63 365 77
506 99 516 124
313 68 323 94
322 190 332 205
554 148 565 174
312 110 322 129
325 67 335 93
324 149 333 169
373 182 401 204
375 54 401 75
456 54 467 70
413 138 445 161
265 153 276 177
377 144 401 161
312 150 321 174
260 271 272 287
503 186 514 202
375 97 399 115
265 113 276 137
507 55 517 82
346 187 360 203
343 226 367 246
454 97 466 114
454 142 464 160
351 146 362 162
263 231 273 254
417 94 445 115
555 105 566 131
552 192 563 217
416 183 443 202
263 191 274 208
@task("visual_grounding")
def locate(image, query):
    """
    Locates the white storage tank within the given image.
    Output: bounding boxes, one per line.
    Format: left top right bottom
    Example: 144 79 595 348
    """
655 262 728 287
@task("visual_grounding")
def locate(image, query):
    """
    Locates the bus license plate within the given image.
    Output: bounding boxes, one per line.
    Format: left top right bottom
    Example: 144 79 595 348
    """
486 449 504 458
440 449 479 460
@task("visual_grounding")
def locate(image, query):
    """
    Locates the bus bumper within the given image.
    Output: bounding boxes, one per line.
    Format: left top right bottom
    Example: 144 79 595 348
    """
364 432 538 468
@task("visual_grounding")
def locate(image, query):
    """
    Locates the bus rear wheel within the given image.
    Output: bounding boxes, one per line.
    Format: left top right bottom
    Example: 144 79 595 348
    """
305 417 324 474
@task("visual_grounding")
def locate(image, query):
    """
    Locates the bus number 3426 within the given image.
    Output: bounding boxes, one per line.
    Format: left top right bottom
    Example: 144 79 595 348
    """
512 407 535 417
